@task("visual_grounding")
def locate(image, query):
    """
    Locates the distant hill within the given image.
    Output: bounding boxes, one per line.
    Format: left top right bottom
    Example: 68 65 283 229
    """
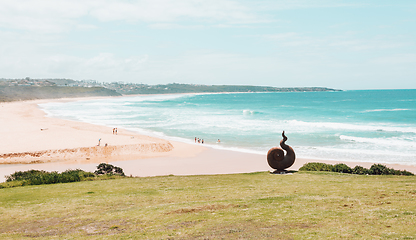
0 78 341 102
0 86 121 102
116 83 341 95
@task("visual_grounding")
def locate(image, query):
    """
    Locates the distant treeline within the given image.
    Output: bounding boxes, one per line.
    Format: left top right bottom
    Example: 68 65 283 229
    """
0 78 341 102
0 86 121 102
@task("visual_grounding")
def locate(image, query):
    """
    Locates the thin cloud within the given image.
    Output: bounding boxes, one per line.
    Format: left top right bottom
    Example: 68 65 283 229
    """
0 0 89 32
0 0 267 33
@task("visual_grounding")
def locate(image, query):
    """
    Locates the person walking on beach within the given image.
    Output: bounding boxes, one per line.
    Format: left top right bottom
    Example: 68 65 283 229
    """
113 128 115 134
195 137 197 143
202 139 204 144
115 128 118 135
98 138 101 146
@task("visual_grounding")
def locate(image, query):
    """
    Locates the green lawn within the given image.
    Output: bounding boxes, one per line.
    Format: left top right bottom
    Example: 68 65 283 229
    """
1 171 415 239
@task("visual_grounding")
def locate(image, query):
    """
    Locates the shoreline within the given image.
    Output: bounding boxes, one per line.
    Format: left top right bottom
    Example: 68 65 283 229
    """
1 96 416 182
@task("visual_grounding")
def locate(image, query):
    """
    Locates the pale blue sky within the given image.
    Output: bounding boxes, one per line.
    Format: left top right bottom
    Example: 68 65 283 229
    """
0 0 415 89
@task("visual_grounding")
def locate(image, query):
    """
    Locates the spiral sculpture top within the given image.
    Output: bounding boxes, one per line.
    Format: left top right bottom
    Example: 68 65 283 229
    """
267 131 296 171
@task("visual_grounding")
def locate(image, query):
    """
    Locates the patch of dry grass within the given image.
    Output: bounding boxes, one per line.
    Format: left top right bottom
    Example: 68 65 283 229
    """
0 171 415 239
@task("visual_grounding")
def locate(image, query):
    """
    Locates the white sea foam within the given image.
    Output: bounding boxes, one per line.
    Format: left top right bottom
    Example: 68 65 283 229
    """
286 120 416 134
339 135 416 147
243 109 255 115
362 108 410 113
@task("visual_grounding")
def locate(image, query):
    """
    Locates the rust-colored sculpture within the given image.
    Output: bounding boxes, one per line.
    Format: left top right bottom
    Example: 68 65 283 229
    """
267 131 296 172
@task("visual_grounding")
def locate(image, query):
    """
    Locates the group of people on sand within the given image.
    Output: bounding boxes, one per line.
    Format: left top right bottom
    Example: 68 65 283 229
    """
97 127 119 146
97 138 108 147
194 137 221 144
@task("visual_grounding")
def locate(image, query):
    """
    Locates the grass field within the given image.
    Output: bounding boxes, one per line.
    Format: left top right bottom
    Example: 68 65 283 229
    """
1 171 416 239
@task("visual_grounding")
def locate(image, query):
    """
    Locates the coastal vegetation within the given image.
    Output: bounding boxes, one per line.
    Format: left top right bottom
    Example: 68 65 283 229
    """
1 171 415 239
0 77 340 102
299 162 414 176
0 163 125 188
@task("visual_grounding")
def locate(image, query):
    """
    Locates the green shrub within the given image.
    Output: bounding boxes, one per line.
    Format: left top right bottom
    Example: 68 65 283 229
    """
332 163 352 173
367 164 415 176
399 170 414 176
299 163 414 176
352 166 370 175
0 181 25 188
27 171 62 185
299 162 334 172
4 169 98 186
6 170 47 182
94 163 125 176
369 164 394 175
2 165 127 188
61 169 94 181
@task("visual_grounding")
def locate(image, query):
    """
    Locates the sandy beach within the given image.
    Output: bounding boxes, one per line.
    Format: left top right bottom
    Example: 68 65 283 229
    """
1 97 415 182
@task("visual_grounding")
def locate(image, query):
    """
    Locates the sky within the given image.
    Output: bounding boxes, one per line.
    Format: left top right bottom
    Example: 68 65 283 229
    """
0 0 415 90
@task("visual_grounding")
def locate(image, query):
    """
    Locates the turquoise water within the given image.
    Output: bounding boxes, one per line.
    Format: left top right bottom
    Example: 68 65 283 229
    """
40 89 416 165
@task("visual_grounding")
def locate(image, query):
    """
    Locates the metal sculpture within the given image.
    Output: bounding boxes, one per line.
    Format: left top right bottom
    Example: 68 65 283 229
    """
267 131 296 172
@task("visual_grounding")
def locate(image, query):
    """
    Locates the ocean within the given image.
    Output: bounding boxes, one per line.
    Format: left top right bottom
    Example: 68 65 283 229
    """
39 89 416 166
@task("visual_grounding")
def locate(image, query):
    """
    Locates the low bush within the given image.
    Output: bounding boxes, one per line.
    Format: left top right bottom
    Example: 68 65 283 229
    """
332 163 352 173
352 166 370 175
398 170 414 176
6 170 47 182
300 163 414 176
299 162 334 172
369 164 394 175
2 164 125 188
94 163 125 176
5 169 93 186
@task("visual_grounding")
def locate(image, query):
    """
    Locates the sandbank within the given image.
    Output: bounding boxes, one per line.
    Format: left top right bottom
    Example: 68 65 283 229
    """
1 96 415 182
